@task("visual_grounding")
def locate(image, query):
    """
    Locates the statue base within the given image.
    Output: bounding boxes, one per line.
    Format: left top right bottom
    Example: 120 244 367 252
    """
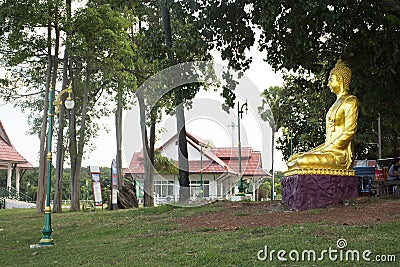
281 174 358 210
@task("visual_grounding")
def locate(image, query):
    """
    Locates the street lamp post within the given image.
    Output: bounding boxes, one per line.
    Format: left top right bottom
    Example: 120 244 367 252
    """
38 83 74 247
200 143 203 198
271 126 275 200
237 100 248 196
199 141 210 198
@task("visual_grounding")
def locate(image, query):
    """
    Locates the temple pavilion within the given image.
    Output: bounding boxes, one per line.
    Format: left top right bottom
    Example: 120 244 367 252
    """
0 120 33 196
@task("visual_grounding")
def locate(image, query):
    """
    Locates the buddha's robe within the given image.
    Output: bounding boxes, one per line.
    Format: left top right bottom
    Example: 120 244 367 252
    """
287 94 358 170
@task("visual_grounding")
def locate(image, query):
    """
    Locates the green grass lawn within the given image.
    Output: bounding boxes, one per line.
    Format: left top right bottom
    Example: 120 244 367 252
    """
0 202 399 266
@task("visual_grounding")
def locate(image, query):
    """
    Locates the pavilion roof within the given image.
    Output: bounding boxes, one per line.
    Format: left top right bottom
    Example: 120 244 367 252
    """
0 120 33 169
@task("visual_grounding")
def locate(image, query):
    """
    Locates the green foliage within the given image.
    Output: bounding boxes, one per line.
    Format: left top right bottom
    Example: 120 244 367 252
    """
0 169 39 201
256 0 400 158
181 0 255 71
258 174 282 200
178 0 257 109
180 0 400 158
71 2 137 112
154 149 178 175
132 0 216 120
260 79 388 160
260 78 333 160
0 0 59 137
0 166 113 203
0 0 138 144
254 0 400 158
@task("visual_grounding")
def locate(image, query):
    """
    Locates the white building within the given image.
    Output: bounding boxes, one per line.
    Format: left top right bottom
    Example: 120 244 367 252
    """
124 132 270 203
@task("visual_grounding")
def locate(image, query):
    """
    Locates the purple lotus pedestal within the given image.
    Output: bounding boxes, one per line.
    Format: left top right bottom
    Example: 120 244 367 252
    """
281 175 358 210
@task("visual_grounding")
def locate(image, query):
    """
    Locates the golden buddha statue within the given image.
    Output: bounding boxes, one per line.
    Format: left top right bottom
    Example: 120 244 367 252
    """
286 58 358 176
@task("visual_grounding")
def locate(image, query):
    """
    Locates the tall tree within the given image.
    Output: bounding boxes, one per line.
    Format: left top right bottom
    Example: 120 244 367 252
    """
129 0 213 205
36 3 56 213
181 0 399 158
0 0 63 213
161 0 190 203
260 80 333 161
53 0 72 213
48 0 63 213
68 3 134 210
253 0 400 158
134 1 164 207
115 84 124 190
0 0 137 211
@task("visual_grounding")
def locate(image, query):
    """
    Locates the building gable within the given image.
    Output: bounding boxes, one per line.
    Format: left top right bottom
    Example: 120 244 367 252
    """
0 120 33 168
125 132 270 179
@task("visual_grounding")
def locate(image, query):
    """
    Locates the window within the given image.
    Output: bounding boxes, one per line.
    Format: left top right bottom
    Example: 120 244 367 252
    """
154 180 174 197
190 180 209 197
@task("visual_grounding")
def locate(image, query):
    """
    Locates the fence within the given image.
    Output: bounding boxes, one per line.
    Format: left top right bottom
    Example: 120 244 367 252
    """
0 187 33 203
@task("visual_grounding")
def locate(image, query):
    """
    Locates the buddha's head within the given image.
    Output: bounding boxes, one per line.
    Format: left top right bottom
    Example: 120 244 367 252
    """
329 58 352 92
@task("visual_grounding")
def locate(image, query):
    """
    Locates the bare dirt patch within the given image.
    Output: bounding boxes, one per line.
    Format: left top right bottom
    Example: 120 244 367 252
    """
177 198 400 231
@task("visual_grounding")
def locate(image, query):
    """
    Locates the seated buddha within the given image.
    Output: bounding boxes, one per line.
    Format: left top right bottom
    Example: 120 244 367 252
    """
286 58 358 174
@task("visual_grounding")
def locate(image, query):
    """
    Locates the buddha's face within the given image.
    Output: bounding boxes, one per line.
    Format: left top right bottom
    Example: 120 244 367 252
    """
328 73 341 94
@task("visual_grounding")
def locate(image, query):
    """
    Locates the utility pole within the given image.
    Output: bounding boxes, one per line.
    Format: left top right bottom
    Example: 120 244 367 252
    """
228 122 236 148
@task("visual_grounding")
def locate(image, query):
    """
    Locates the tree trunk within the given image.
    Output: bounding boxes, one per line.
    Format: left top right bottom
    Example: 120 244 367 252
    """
53 110 65 213
115 84 123 189
161 0 190 203
161 0 172 48
70 65 90 211
68 76 78 210
138 95 154 207
50 8 63 213
149 118 156 174
36 8 53 213
53 60 67 213
148 116 156 203
53 0 72 214
176 103 190 202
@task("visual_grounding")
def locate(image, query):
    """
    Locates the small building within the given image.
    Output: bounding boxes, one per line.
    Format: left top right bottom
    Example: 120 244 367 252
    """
124 132 270 203
0 120 33 197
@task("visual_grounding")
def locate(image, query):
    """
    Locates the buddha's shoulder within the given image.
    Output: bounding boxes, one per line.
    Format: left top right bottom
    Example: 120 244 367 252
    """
344 94 358 103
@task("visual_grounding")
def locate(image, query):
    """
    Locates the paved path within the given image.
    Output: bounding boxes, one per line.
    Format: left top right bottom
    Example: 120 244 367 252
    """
4 199 36 209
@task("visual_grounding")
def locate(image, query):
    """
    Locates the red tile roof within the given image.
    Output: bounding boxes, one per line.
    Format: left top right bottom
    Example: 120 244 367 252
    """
0 120 33 169
125 150 145 174
210 147 252 159
188 160 227 173
220 150 268 176
124 134 270 178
